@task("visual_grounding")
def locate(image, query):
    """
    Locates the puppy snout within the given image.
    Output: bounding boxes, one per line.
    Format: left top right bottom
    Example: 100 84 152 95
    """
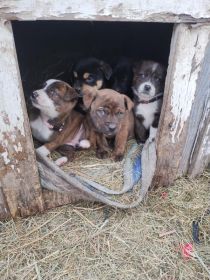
108 123 117 132
32 91 39 99
144 84 151 92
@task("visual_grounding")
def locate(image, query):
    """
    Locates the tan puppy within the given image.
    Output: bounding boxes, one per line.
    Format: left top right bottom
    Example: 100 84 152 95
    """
83 87 134 161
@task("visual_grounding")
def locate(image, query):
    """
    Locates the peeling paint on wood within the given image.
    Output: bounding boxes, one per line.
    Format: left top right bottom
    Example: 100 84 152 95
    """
170 25 210 143
154 23 210 186
0 1 210 23
0 20 43 218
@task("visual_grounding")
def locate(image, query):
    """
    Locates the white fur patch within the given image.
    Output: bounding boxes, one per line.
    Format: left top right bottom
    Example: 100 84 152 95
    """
30 116 54 142
135 100 159 129
149 126 157 142
55 156 68 166
44 79 61 88
79 139 90 149
36 145 50 157
152 63 158 72
31 90 59 119
137 81 156 97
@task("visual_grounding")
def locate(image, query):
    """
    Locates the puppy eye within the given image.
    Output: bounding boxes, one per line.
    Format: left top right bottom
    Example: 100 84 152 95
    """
116 111 124 117
86 75 95 83
138 73 145 79
155 77 161 82
50 90 58 97
97 107 107 116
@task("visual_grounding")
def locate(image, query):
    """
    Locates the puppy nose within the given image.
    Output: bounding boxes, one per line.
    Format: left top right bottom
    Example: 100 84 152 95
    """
32 91 39 98
108 123 117 131
144 84 151 92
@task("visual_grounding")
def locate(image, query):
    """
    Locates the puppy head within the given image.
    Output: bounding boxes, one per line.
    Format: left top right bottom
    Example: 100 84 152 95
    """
132 61 166 102
111 58 133 95
73 58 112 94
83 87 133 137
31 79 78 118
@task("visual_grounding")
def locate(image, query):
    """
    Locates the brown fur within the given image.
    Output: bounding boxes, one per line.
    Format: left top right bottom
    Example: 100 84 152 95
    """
30 80 88 161
45 111 85 161
82 86 134 161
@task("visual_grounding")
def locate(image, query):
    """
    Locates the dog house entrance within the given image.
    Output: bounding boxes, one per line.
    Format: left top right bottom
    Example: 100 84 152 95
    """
12 21 173 99
11 20 173 207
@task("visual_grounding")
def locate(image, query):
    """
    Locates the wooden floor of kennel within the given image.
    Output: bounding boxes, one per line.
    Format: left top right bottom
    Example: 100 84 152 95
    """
0 1 210 219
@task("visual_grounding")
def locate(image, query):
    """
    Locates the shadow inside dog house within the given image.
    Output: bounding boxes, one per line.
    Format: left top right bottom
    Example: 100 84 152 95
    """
12 21 173 96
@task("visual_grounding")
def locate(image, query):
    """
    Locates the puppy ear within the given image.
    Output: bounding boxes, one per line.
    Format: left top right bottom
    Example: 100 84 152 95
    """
123 95 134 111
82 86 97 109
99 61 112 80
63 86 78 102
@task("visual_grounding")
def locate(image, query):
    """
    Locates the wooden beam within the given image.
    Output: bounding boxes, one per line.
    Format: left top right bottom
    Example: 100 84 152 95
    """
0 20 44 218
0 0 210 23
154 23 210 186
188 111 210 177
182 38 210 177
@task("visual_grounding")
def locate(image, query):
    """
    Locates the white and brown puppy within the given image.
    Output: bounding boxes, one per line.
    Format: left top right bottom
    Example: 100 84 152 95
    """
30 79 90 165
132 61 166 143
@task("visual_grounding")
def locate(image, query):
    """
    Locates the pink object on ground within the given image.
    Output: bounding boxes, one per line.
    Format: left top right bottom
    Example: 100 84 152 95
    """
180 243 193 260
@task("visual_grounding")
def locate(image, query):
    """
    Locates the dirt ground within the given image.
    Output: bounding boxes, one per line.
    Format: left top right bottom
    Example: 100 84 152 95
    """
0 173 209 280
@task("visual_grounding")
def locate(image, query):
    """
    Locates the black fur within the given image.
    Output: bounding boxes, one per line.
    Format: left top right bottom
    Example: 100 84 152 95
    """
73 57 112 94
110 58 133 98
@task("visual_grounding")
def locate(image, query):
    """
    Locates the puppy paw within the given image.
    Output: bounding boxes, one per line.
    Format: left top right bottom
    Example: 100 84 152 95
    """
79 139 91 149
96 150 109 159
148 136 155 143
148 127 157 143
55 156 68 166
114 154 124 162
36 145 50 157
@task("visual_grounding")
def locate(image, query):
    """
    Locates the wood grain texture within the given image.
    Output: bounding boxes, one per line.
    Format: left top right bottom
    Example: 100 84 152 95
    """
153 23 210 186
0 0 210 22
182 38 210 177
0 20 44 218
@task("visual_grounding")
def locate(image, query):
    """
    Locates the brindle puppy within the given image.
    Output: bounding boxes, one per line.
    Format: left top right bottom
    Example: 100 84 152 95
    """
30 79 90 165
82 86 134 161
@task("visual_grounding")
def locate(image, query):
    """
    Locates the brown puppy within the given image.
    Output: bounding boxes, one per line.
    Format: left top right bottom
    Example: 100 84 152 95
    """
83 87 134 161
30 79 90 165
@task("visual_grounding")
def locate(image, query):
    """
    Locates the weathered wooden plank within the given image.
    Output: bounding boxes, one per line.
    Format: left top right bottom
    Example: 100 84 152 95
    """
0 20 44 218
188 114 210 177
182 38 210 177
0 187 10 220
153 23 210 186
0 0 210 23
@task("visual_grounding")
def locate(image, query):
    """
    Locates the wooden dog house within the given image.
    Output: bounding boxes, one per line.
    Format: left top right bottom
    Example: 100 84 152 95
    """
0 1 210 220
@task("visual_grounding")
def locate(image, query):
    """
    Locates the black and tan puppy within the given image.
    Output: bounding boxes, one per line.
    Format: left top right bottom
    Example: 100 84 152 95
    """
73 57 112 93
132 60 166 143
82 86 134 161
110 58 133 98
30 79 90 165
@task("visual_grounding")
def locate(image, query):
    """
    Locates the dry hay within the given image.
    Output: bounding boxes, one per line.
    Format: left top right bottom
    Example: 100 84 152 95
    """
0 172 209 280
50 140 138 192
